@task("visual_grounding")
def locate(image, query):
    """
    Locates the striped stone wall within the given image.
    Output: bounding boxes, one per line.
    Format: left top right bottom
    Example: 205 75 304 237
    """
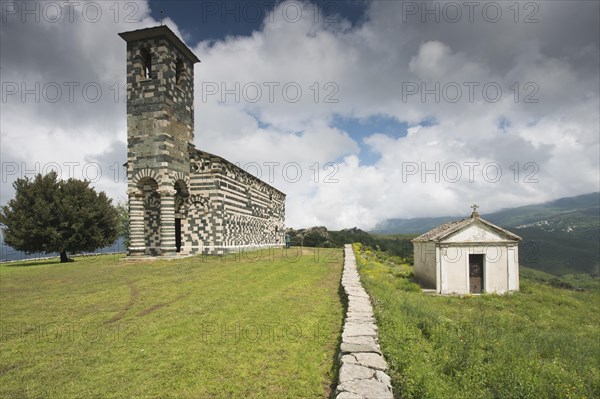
183 149 286 255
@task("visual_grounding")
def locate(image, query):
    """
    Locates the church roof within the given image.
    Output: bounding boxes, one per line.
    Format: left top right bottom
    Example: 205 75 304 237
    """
189 145 286 197
412 214 521 243
119 25 200 64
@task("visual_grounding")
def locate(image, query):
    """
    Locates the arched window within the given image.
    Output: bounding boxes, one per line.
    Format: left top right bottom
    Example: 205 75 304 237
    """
140 48 151 79
175 58 184 86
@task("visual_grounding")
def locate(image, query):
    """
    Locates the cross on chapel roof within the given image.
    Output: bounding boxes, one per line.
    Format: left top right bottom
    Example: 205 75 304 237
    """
470 203 480 218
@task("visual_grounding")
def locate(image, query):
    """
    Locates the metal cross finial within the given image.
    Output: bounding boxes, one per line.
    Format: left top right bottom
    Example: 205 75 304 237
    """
160 10 164 25
470 203 480 217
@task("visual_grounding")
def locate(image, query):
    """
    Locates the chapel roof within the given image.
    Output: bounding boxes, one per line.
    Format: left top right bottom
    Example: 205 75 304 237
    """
411 211 521 243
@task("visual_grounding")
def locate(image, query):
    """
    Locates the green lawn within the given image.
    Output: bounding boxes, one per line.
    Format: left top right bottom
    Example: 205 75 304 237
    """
0 248 344 398
353 243 600 399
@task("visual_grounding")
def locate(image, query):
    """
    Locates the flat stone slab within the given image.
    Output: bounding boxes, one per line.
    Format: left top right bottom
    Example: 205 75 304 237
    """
340 342 382 355
348 300 373 310
343 335 380 348
336 378 393 399
374 370 392 387
339 363 377 383
347 304 371 310
346 289 369 298
343 324 378 338
341 353 389 371
336 392 363 399
346 316 376 324
345 320 377 330
347 310 374 318
346 312 375 319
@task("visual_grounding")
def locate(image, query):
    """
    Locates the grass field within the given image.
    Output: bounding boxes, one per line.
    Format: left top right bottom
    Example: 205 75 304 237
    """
353 243 600 399
0 247 344 398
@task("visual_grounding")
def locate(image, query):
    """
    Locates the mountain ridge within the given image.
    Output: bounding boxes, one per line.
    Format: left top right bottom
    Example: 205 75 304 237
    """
373 192 599 234
372 192 599 275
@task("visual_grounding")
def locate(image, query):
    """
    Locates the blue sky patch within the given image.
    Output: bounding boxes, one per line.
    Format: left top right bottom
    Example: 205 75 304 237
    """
149 0 368 43
498 116 511 131
332 114 410 165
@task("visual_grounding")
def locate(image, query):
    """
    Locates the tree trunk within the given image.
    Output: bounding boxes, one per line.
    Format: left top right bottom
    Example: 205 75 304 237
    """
59 250 72 262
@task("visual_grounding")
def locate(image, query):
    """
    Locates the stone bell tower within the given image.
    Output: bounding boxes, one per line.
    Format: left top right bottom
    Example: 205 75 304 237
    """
119 26 200 256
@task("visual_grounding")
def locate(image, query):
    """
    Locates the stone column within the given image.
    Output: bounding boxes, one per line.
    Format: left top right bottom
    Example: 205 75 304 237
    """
159 188 177 256
128 190 146 255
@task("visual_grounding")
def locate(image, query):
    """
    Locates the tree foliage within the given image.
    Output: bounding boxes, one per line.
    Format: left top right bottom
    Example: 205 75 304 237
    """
0 172 118 262
115 200 130 249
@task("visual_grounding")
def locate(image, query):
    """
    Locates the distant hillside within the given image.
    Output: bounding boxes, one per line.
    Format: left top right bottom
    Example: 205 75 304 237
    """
286 226 378 248
286 227 414 262
484 192 600 230
372 193 600 275
373 193 599 233
374 216 456 235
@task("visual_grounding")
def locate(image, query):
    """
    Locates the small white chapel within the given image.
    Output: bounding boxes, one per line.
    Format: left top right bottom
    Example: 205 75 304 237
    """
412 205 521 295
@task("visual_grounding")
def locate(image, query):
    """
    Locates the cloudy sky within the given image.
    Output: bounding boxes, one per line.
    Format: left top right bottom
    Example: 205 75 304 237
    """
1 0 598 229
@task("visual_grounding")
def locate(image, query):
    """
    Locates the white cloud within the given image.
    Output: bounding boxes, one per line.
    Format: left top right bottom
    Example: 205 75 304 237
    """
2 0 598 230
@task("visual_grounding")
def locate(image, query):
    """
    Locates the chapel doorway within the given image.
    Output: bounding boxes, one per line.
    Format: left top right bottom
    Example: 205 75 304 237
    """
469 254 484 293
175 218 182 253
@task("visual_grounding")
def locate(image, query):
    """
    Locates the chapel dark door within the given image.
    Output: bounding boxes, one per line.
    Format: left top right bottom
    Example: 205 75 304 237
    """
469 254 484 293
175 218 182 253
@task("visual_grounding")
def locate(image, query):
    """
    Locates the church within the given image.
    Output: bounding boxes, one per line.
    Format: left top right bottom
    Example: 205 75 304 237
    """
119 26 285 256
412 206 521 294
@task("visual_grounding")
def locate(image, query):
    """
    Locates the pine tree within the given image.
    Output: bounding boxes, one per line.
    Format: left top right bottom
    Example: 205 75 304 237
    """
0 172 119 262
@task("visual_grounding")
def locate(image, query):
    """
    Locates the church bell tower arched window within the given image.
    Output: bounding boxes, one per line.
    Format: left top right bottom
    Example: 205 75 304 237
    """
140 48 152 79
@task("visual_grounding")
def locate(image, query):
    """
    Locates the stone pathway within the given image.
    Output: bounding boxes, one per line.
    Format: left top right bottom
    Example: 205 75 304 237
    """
336 245 394 399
